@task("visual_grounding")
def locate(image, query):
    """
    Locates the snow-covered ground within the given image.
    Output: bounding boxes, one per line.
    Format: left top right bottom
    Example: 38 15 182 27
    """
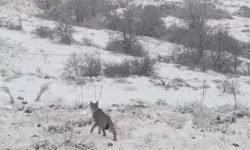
1 0 250 149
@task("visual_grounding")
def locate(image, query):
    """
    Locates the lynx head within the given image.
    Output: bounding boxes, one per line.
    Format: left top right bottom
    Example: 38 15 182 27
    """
90 101 99 111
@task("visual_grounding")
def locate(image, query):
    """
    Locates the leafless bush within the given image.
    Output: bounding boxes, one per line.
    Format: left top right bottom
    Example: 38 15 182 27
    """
106 37 146 57
168 24 241 73
105 6 166 38
62 53 102 81
80 55 102 77
54 20 74 44
104 60 131 77
159 1 232 20
82 37 94 46
0 85 14 104
171 45 241 73
106 9 147 56
0 19 4 27
35 0 61 10
35 26 54 39
104 57 156 77
35 82 52 102
134 5 167 38
116 0 131 8
237 6 250 18
221 76 240 109
62 53 83 80
6 18 23 31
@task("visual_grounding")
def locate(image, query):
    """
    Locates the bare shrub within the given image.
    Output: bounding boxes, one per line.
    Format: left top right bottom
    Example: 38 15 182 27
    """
80 55 102 77
221 76 240 109
168 24 241 73
116 0 131 8
182 0 211 29
209 26 241 73
35 82 52 102
159 1 232 20
104 60 131 77
62 53 102 80
104 57 156 77
70 0 90 24
82 37 94 46
106 37 146 57
105 6 166 38
106 9 146 56
35 0 61 10
237 6 250 18
35 26 54 39
0 85 14 104
129 57 157 76
54 20 74 44
134 5 167 38
6 18 23 31
62 53 83 80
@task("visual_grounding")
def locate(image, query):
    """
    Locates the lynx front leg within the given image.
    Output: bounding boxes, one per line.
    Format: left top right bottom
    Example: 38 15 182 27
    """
90 122 98 133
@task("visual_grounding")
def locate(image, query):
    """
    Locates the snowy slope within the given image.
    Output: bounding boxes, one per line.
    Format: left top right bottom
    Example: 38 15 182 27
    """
0 0 250 149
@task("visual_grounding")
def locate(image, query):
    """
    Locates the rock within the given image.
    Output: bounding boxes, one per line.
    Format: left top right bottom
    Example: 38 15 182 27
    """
49 104 55 108
192 137 196 139
37 123 42 127
22 101 28 105
32 135 38 137
108 142 113 147
155 120 160 123
48 125 64 133
17 96 24 100
232 143 239 147
78 105 84 109
216 115 221 120
24 108 32 113
231 117 236 123
18 107 24 111
235 112 244 118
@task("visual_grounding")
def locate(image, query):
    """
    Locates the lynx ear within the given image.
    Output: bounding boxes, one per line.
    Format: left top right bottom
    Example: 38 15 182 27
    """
96 101 98 105
90 101 93 104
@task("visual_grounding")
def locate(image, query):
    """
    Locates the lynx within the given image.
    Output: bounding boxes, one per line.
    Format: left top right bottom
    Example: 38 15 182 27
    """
90 101 117 141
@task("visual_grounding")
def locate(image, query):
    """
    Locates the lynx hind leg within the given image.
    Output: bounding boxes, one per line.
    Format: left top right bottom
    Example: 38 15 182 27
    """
98 125 101 134
102 126 106 136
107 116 117 141
109 125 117 141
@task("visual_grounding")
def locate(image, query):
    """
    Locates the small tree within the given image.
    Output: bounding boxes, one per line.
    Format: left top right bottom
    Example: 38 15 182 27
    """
183 0 211 29
135 5 166 38
106 9 146 56
70 0 89 23
116 0 131 8
36 0 61 10
80 55 102 77
222 76 240 109
35 26 53 39
55 20 74 44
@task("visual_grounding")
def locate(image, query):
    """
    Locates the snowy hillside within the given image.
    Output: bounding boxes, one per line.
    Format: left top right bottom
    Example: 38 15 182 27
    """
0 0 250 149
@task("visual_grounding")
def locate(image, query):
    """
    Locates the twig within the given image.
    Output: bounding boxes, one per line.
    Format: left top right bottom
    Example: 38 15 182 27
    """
0 85 14 104
35 82 52 102
97 83 104 102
